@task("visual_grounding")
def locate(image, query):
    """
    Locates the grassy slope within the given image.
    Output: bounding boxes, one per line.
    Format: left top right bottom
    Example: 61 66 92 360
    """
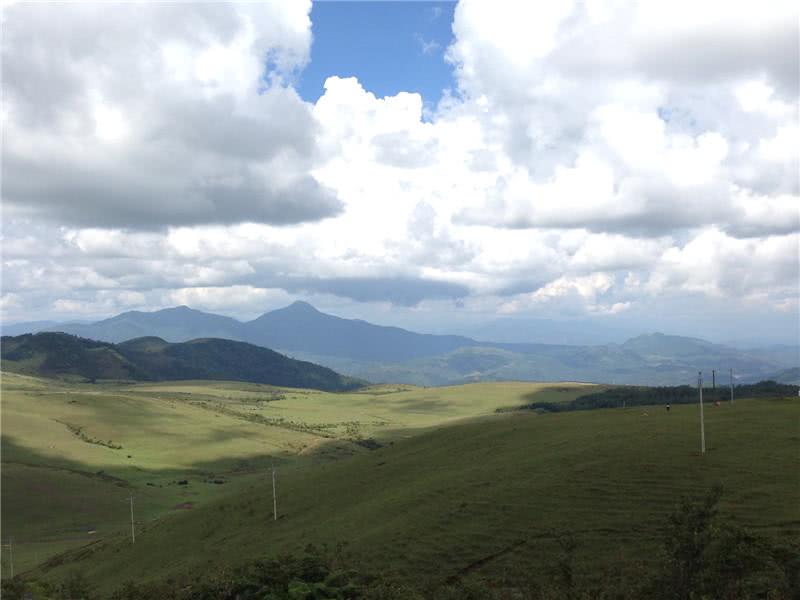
1 373 592 575
36 396 800 593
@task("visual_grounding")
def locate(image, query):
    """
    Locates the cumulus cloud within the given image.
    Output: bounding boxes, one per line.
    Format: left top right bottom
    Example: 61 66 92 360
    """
448 0 799 237
1 1 798 340
1 1 341 229
644 228 799 300
169 286 291 313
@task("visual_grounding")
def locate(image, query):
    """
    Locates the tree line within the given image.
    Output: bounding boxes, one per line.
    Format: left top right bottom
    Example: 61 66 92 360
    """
512 380 799 413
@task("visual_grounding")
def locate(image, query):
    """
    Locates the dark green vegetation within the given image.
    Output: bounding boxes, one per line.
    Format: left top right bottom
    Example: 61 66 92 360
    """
0 332 363 391
512 380 800 412
10 302 797 385
11 395 799 597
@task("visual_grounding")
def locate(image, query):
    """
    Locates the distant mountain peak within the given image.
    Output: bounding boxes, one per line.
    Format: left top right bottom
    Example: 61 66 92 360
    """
627 332 667 340
112 305 197 319
285 301 319 313
163 305 195 313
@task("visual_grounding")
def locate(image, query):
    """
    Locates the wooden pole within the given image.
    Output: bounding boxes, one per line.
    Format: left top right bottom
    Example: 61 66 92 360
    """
272 466 278 521
699 372 706 454
130 496 136 544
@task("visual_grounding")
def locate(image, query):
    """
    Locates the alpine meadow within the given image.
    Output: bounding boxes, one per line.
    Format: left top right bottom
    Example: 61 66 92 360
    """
1 1 798 599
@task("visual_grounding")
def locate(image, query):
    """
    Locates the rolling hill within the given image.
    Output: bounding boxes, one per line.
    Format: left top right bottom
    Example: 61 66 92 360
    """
26 394 800 595
0 373 602 579
0 332 362 391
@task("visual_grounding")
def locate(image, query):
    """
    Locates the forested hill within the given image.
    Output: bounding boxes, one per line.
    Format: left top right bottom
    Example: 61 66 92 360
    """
0 332 364 391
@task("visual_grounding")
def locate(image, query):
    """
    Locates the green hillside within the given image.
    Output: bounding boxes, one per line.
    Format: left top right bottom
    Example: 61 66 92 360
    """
15 385 799 596
1 333 363 392
0 373 594 581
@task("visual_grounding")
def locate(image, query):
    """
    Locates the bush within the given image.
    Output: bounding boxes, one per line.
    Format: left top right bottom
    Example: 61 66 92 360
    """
649 484 797 600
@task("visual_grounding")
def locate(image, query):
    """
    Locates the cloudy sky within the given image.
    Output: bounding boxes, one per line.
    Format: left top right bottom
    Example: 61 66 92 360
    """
1 1 798 344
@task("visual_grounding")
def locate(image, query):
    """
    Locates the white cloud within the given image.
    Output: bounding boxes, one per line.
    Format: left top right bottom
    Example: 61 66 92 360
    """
168 286 290 312
1 1 797 339
645 228 799 299
0 293 22 311
2 1 340 229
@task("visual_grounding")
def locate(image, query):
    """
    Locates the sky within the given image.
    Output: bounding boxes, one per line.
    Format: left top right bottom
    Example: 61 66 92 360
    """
297 2 456 107
1 0 799 345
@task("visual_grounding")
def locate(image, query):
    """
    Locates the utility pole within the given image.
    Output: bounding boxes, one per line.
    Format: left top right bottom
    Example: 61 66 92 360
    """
730 368 734 404
712 369 716 390
698 371 706 455
271 464 278 521
130 496 136 544
7 537 13 579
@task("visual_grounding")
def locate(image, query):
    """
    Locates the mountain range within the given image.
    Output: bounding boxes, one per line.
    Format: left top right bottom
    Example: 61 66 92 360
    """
3 301 797 386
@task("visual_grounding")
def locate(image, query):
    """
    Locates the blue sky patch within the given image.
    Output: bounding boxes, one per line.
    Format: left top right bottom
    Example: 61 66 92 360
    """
297 1 457 110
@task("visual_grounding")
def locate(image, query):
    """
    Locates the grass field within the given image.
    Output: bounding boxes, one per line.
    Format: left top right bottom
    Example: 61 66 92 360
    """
1 372 598 577
15 388 800 593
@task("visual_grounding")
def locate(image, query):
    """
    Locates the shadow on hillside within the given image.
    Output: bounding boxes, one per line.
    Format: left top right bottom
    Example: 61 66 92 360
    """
520 385 600 404
0 434 301 485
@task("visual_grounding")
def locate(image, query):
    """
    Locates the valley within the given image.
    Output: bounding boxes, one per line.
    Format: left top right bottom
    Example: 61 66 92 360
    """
2 369 798 596
0 372 597 578
4 1 798 597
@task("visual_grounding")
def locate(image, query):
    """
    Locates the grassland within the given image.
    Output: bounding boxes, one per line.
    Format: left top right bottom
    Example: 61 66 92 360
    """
4 368 797 593
1 372 597 577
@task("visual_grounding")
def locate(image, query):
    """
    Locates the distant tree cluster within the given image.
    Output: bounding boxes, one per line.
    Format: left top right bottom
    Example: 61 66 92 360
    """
60 421 123 450
514 380 799 413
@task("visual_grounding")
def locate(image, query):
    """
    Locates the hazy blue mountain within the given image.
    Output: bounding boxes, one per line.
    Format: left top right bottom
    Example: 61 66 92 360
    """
738 344 799 368
282 340 784 387
18 302 796 386
1 332 362 391
621 332 720 357
753 367 800 385
464 317 640 345
1 320 62 336
244 301 474 361
36 302 472 361
45 306 245 343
